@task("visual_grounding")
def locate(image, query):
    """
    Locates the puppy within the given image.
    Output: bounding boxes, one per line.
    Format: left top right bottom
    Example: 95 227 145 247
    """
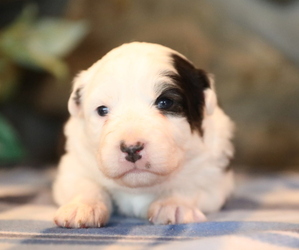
53 42 234 228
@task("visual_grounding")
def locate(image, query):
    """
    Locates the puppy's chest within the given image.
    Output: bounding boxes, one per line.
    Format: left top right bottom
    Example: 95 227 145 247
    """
110 190 156 218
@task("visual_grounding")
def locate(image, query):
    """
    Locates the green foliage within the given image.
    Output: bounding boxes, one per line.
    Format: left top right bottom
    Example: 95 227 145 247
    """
0 5 89 101
0 114 25 165
0 5 89 164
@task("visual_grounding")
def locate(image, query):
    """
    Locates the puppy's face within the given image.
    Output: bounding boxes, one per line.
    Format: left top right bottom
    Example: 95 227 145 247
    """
68 43 217 188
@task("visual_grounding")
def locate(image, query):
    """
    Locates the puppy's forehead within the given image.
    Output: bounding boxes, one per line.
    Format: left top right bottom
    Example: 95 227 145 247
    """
86 43 180 93
101 42 177 66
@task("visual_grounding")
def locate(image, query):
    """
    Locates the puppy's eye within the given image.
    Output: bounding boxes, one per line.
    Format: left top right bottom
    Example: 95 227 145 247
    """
96 106 109 116
156 97 174 110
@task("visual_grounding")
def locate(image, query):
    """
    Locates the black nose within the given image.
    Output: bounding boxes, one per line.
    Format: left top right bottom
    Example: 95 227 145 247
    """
120 141 144 163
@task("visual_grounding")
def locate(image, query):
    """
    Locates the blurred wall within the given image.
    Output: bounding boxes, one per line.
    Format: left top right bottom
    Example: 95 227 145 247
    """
38 0 299 171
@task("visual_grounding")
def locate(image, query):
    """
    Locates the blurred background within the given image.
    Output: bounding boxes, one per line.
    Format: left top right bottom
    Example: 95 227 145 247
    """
0 0 298 172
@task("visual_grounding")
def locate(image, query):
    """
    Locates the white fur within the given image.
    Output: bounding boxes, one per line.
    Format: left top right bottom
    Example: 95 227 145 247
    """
53 42 234 228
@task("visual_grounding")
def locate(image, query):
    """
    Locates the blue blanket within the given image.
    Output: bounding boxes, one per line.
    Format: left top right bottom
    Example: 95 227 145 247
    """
0 168 299 249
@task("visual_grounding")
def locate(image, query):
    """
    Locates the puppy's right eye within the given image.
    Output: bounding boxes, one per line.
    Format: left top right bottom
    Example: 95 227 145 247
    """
155 87 184 115
96 106 109 117
156 97 174 111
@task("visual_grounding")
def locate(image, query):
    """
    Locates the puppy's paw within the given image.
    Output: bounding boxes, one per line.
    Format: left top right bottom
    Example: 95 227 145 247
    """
54 200 110 228
148 198 206 225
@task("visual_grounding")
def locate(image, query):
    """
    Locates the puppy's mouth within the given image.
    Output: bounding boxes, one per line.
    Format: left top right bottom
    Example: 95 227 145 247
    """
118 169 149 179
111 165 171 188
115 165 168 179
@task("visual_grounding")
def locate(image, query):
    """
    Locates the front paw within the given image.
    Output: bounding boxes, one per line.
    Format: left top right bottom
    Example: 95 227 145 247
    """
54 199 110 228
148 198 206 225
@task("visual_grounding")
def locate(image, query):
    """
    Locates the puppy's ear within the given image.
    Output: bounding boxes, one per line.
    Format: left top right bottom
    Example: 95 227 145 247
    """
68 71 88 116
203 75 217 116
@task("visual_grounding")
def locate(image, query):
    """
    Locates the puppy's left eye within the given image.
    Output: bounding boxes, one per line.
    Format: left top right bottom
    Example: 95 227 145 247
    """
96 106 109 116
156 97 174 110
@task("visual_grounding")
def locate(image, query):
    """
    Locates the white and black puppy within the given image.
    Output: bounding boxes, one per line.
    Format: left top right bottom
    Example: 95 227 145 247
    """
53 42 234 228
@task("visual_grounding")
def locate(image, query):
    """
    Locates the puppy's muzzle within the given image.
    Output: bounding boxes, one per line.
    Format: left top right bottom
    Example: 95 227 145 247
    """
120 141 144 163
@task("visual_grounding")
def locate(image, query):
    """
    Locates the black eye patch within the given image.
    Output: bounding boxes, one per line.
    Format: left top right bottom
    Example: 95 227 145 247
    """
157 53 211 135
155 87 184 116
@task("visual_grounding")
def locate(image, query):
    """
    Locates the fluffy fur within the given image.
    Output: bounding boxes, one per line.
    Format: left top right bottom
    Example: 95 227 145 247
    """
53 42 234 228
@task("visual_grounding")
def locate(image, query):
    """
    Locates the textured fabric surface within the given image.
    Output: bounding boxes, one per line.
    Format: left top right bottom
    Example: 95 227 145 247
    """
0 168 299 249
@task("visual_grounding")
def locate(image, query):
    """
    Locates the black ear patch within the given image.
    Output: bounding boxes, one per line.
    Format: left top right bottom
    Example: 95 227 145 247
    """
73 87 82 106
166 53 211 134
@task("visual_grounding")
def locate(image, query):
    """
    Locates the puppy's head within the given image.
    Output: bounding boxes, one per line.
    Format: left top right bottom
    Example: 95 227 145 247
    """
68 42 217 188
